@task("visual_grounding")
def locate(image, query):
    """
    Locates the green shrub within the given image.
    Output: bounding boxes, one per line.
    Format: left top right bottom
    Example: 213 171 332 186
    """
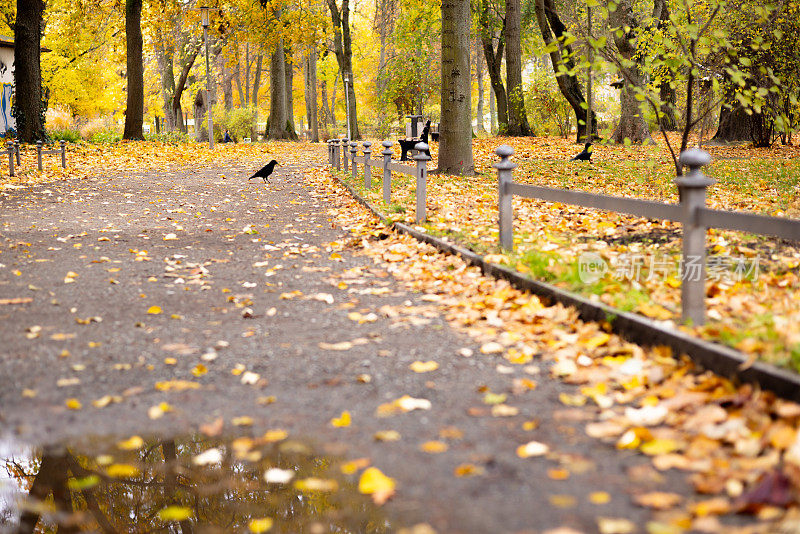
145 131 191 144
89 129 122 144
48 128 82 143
212 105 259 142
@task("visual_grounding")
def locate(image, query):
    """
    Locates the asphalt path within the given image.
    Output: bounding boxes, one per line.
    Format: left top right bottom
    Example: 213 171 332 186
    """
0 147 693 533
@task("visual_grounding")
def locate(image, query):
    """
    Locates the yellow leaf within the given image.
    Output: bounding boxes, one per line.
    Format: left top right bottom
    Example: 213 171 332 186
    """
454 463 485 477
590 491 611 504
374 430 401 442
147 305 162 315
262 429 289 442
331 411 351 427
483 392 507 405
107 463 141 478
191 364 208 377
340 458 371 474
637 302 673 320
232 416 254 426
640 438 681 456
158 506 192 521
248 518 274 533
65 398 82 410
359 467 396 495
294 477 339 492
117 435 144 450
420 441 448 453
582 332 611 350
409 360 439 373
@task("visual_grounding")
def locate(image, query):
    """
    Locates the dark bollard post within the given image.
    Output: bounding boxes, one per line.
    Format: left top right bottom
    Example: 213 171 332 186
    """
334 139 341 171
381 140 393 203
7 141 14 176
676 148 713 326
14 141 20 165
350 141 358 180
37 141 43 171
342 137 349 172
60 140 66 168
495 145 517 250
363 141 372 189
327 140 333 166
413 142 430 223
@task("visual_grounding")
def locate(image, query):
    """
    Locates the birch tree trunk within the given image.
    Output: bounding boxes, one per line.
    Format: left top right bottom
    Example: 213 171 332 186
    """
439 0 474 175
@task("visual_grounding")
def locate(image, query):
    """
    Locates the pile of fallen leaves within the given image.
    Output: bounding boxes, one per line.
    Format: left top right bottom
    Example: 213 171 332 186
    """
342 135 800 370
310 164 800 532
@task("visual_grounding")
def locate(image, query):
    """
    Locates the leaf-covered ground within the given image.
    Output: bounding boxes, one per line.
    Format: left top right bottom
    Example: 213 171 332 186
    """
339 135 800 370
3 139 800 532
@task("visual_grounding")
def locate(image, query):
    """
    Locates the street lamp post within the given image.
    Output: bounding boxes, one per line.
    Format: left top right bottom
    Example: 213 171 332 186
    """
343 73 351 140
201 6 214 149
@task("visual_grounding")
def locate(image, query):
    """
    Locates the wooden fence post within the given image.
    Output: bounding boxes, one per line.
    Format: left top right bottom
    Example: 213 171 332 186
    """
495 145 517 251
676 148 713 325
414 142 430 223
363 141 372 189
382 140 393 203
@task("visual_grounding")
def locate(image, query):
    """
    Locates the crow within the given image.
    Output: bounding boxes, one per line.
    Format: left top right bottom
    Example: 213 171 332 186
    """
248 160 279 183
571 143 593 162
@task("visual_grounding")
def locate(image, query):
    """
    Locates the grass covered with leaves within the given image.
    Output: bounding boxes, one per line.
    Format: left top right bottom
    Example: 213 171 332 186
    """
340 135 800 371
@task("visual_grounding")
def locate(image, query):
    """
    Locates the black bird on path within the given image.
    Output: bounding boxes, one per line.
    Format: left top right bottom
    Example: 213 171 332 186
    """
248 160 279 183
571 143 593 162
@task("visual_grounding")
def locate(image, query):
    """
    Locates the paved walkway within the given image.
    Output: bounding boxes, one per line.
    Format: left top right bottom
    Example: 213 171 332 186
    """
1 148 710 532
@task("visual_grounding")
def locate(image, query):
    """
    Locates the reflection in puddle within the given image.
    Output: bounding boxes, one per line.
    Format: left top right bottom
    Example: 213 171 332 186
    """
1 432 390 533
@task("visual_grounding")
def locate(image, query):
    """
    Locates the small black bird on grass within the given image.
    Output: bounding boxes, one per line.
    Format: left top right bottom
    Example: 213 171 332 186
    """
248 159 279 183
571 143 593 162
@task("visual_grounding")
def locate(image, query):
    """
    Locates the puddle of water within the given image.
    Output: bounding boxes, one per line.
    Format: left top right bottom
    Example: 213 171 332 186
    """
0 432 390 533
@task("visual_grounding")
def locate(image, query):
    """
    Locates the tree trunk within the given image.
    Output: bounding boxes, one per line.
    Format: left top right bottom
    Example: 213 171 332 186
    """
221 57 234 110
268 38 289 139
123 0 144 140
234 39 245 106
475 33 486 134
711 103 763 144
171 41 201 133
504 0 532 136
194 89 207 142
489 84 497 133
155 37 176 130
252 54 263 107
245 43 251 104
305 47 320 142
326 0 360 139
478 0 508 134
285 46 298 139
534 0 596 143
439 0 474 175
320 79 331 133
659 82 678 131
13 0 46 142
609 0 654 144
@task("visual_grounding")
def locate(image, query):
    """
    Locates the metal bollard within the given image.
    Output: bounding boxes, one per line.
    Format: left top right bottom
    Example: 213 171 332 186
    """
495 145 517 250
363 141 372 189
60 140 66 168
327 140 333 166
413 142 430 223
37 141 43 171
350 141 358 180
342 137 349 172
7 141 14 176
334 139 341 171
14 141 20 165
676 148 713 326
381 140 393 203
